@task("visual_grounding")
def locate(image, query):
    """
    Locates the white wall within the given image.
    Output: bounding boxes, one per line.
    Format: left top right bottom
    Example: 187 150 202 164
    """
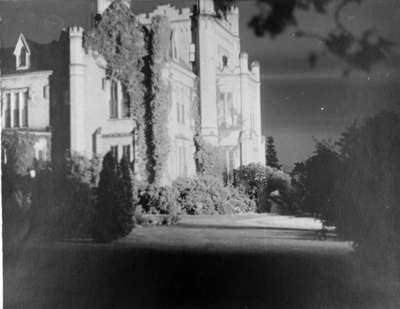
2 71 51 130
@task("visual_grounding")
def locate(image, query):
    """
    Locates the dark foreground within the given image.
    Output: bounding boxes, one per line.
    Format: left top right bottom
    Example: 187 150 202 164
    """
4 217 400 309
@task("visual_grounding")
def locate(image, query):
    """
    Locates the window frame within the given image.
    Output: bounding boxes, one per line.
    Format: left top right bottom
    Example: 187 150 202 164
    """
110 145 118 159
122 144 131 163
109 80 119 119
4 93 11 128
13 92 20 128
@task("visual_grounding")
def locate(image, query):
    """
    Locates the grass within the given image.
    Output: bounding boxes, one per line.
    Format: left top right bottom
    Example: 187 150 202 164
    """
4 214 400 309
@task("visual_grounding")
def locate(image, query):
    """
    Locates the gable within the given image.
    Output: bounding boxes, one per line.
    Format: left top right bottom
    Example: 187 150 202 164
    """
13 33 31 57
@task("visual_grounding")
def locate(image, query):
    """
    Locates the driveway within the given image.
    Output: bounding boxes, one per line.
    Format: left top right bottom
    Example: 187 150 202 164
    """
180 213 324 230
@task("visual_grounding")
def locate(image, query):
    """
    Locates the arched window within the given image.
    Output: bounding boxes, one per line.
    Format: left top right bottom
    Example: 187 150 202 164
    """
170 31 178 59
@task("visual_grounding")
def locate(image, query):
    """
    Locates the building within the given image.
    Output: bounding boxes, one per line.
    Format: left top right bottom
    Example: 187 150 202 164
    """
0 34 52 162
1 0 264 183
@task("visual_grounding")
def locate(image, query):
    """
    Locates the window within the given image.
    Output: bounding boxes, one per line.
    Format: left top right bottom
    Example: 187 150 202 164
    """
121 85 130 118
171 31 177 59
20 46 27 67
181 104 185 124
250 113 256 131
4 93 11 128
122 145 131 162
176 87 187 125
38 150 45 161
43 85 49 99
110 80 118 119
179 146 187 177
179 29 188 63
227 93 233 126
21 91 28 127
218 91 234 127
34 139 47 161
110 145 118 159
14 93 20 128
222 55 228 67
14 34 31 70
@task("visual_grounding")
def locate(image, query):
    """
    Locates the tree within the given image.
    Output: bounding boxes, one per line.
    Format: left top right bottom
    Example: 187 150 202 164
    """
291 141 342 224
265 136 281 169
291 111 400 259
215 0 394 75
92 152 134 242
333 111 400 253
118 157 136 234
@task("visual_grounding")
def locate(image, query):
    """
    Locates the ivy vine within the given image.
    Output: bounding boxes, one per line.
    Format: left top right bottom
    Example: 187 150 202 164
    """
85 0 146 108
85 0 172 184
146 16 172 184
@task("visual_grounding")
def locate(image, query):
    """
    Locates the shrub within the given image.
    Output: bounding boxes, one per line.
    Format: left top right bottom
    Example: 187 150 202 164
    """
92 152 135 242
57 153 101 238
173 175 255 215
25 153 101 241
28 166 59 240
136 184 181 225
233 163 292 213
2 173 34 243
2 130 36 176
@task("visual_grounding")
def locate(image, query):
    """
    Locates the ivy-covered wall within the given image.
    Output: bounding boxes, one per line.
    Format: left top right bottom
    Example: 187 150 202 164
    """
85 0 173 185
145 16 172 184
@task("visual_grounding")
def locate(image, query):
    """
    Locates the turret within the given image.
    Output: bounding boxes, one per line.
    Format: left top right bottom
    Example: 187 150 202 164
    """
227 5 239 36
240 52 248 73
69 26 84 66
69 26 86 153
198 0 215 15
251 61 260 81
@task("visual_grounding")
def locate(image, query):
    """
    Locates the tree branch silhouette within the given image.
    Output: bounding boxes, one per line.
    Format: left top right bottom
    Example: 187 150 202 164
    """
215 0 395 75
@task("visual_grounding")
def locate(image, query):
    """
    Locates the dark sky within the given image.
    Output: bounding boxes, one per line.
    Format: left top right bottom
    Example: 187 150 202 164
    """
1 0 399 168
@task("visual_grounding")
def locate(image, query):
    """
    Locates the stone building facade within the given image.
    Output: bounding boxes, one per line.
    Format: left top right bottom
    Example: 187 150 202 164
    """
1 0 264 183
1 34 52 162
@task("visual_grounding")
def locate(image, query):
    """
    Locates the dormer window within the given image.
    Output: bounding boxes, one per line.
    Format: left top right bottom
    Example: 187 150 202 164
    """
20 46 27 67
13 34 31 70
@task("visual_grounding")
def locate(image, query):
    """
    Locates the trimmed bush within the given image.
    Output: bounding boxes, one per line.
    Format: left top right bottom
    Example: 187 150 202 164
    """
92 153 135 242
173 175 255 215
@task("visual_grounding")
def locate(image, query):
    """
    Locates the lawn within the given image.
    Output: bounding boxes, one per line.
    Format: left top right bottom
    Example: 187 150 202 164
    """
4 214 400 309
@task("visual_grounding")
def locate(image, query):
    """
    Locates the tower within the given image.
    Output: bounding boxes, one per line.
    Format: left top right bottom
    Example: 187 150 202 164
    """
69 26 86 153
196 0 219 144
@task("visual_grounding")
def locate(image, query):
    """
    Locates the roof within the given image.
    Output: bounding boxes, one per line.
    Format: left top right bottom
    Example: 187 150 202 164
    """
0 34 59 75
